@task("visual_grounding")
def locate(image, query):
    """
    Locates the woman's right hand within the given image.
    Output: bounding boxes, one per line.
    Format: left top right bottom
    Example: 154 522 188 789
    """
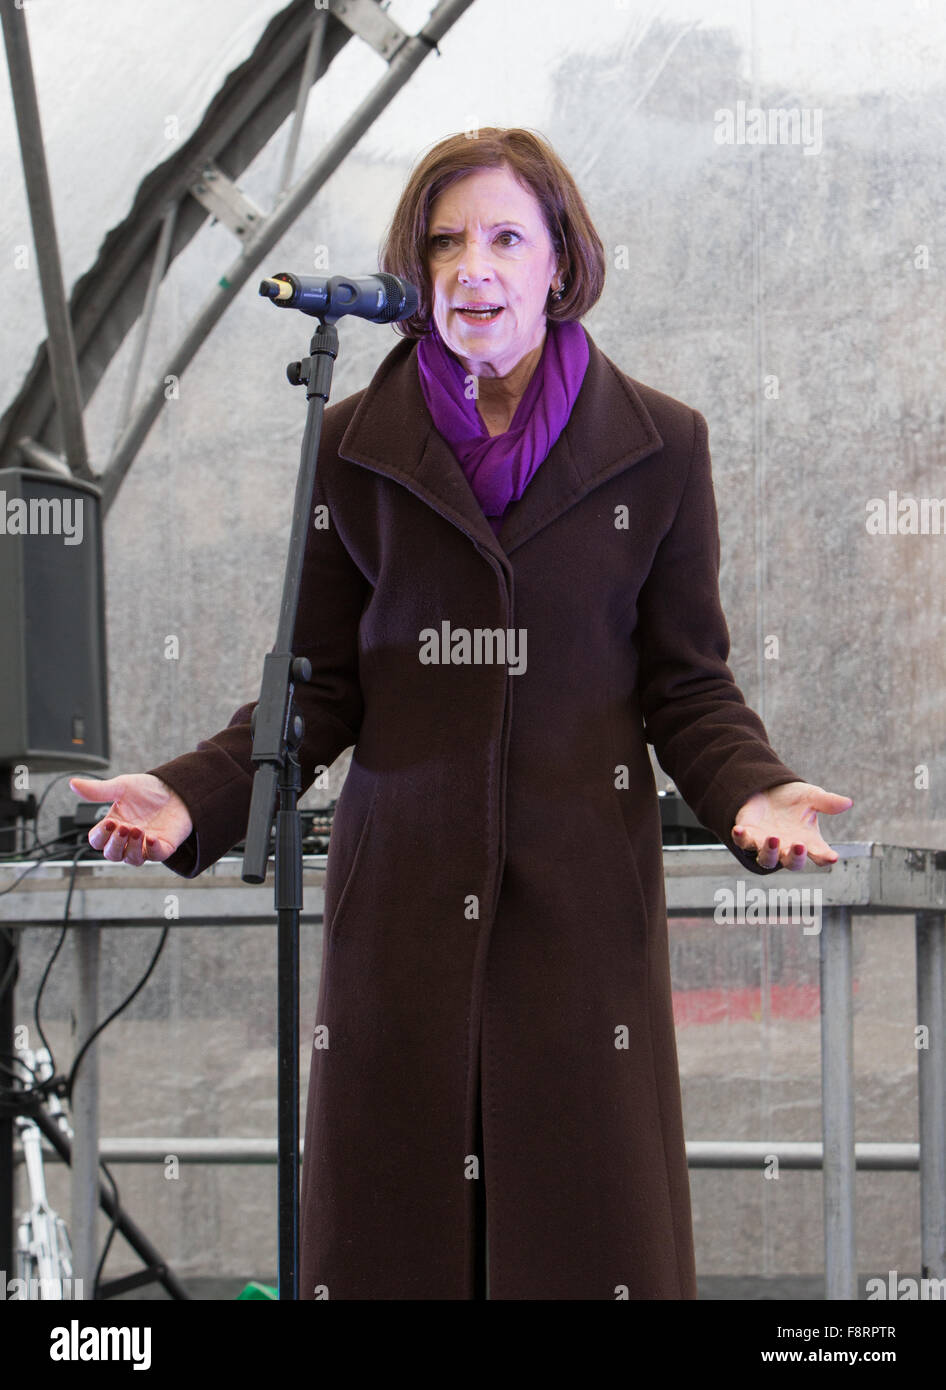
68 774 194 866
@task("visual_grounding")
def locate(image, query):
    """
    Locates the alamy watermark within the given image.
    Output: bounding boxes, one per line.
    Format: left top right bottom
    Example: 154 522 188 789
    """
418 621 527 675
714 101 823 156
866 1270 946 1300
0 491 84 545
1 1269 83 1299
865 491 946 535
49 1319 151 1369
714 882 823 935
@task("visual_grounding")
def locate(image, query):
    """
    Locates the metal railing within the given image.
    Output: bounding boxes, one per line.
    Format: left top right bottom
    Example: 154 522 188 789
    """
2 841 944 1298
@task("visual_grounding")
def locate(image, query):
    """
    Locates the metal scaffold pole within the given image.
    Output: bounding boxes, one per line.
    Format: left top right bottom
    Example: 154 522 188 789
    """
1 0 92 479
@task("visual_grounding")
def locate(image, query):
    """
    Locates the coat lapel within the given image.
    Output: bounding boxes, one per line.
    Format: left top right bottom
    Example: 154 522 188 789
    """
338 326 665 556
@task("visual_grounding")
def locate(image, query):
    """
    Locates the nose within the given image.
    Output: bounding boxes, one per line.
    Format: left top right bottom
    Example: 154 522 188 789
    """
457 241 494 287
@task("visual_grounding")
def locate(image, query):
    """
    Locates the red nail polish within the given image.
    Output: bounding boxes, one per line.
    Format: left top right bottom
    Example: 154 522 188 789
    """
104 821 116 833
128 828 142 839
767 836 779 848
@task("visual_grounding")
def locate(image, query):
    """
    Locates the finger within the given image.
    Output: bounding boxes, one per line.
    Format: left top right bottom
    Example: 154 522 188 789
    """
807 844 840 867
806 787 854 814
756 834 780 870
88 817 115 852
732 825 764 860
786 841 808 871
70 775 123 804
798 823 841 865
121 827 147 868
142 834 169 864
101 824 134 863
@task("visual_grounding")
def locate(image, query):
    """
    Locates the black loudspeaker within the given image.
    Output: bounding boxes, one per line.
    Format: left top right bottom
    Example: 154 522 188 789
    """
0 467 109 770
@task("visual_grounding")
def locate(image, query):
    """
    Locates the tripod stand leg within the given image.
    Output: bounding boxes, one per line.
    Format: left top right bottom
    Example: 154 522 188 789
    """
1 767 17 1278
31 1107 190 1301
1 928 14 1281
71 921 99 1297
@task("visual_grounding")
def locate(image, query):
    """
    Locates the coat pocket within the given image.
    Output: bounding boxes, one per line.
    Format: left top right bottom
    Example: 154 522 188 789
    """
607 787 652 932
324 776 380 948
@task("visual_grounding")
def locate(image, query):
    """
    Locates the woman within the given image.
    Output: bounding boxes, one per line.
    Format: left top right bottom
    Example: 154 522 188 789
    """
71 128 852 1300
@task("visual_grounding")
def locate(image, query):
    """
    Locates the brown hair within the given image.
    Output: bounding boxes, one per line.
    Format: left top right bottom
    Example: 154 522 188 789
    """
379 127 606 340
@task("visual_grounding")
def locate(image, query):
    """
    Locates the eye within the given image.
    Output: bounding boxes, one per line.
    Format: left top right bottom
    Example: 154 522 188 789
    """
429 234 453 250
496 230 521 246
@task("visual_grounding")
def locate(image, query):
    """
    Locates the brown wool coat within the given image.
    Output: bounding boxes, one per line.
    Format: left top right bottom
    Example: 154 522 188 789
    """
148 325 804 1300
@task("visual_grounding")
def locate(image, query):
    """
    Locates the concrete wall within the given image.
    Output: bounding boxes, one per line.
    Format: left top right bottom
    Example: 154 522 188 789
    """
4 0 945 1295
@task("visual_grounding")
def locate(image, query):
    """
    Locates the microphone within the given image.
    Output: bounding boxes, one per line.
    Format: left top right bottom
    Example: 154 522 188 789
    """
258 272 419 324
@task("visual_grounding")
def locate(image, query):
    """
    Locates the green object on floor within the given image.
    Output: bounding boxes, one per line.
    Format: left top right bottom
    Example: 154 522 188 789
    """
236 1281 278 1300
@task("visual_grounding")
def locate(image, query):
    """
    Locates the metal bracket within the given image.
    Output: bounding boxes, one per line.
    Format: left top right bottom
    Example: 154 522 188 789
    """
16 436 72 477
329 0 409 62
189 162 264 240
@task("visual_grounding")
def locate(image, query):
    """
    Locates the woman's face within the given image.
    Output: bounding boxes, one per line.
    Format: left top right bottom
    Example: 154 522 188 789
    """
426 164 562 379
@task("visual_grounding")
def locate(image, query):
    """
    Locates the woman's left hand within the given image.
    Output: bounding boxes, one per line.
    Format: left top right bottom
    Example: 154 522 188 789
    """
732 782 853 870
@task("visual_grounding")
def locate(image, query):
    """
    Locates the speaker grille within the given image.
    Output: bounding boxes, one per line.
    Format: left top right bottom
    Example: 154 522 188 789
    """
0 468 109 770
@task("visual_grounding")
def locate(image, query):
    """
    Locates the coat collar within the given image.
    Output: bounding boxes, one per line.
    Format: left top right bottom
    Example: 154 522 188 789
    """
338 325 664 558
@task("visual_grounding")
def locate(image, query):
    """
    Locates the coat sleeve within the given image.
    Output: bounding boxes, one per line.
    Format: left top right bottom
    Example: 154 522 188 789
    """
145 459 370 878
635 407 806 876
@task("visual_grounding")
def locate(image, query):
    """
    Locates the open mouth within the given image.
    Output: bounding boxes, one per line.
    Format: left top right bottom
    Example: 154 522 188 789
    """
455 306 504 321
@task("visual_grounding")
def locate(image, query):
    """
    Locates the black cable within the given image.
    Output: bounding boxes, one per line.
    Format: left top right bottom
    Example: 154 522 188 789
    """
0 767 113 863
0 832 87 862
0 1050 40 1103
29 771 80 852
7 815 171 1295
0 854 59 891
0 1053 39 1082
33 845 93 1078
1 847 90 1105
61 915 169 1296
31 835 82 862
93 1157 123 1299
32 927 68 1078
65 923 170 1106
0 924 19 1000
20 841 171 1099
4 1059 126 1299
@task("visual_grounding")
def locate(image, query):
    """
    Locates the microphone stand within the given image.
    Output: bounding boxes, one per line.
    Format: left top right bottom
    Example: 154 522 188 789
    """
241 316 339 1301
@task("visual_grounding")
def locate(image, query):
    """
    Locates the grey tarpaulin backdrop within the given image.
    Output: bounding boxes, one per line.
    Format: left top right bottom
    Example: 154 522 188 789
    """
2 0 944 1292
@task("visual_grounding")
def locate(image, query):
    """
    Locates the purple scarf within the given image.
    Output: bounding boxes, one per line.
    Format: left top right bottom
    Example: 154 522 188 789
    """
416 318 590 534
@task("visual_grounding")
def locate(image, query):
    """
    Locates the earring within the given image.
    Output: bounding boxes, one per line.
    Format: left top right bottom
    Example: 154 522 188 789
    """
552 279 566 301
